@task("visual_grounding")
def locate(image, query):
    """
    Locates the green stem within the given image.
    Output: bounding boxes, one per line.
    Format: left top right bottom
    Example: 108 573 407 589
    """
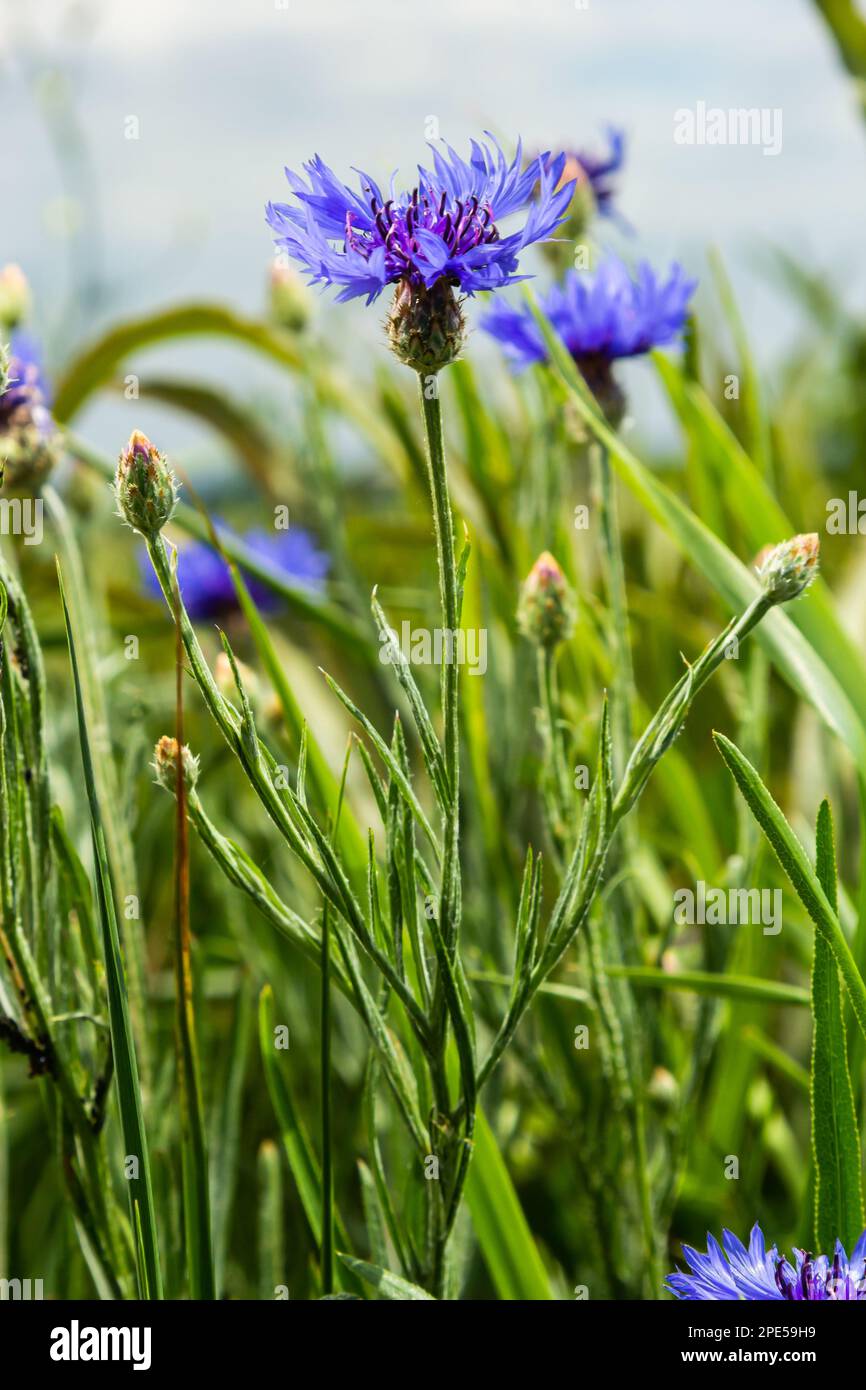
538 646 571 844
590 442 633 777
417 375 468 1299
320 901 334 1296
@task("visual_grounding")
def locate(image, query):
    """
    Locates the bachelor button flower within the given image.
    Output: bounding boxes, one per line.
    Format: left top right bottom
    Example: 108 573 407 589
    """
539 128 626 252
565 128 626 218
140 526 328 622
266 135 575 373
667 1224 866 1300
517 551 576 649
0 331 60 490
481 255 696 423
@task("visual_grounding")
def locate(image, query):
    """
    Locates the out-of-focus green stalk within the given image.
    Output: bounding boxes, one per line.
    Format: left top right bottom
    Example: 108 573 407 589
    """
58 562 163 1299
257 1140 284 1300
171 573 215 1300
43 484 150 1093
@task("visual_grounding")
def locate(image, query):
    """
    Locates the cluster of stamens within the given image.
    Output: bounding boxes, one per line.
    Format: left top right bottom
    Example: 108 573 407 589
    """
345 187 499 282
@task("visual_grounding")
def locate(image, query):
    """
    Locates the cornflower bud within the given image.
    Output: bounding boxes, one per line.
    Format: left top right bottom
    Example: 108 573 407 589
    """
0 265 31 331
153 736 199 795
114 430 179 536
269 263 312 333
517 551 576 649
754 533 819 603
386 277 467 375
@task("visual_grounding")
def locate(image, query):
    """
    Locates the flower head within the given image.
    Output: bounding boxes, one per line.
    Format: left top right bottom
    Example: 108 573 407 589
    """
482 256 696 373
482 256 696 422
755 533 819 603
0 332 60 490
564 128 626 218
114 431 179 537
517 551 575 649
140 526 328 622
266 135 574 306
667 1224 866 1300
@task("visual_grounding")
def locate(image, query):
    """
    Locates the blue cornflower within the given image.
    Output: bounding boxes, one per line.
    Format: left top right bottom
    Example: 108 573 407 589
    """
0 332 51 427
1 332 59 487
549 127 625 219
481 256 695 421
667 1224 866 1301
141 527 329 622
266 135 574 306
481 256 695 372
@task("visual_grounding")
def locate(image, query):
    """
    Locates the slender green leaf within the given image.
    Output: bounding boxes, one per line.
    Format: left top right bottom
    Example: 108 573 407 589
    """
810 800 864 1251
714 732 866 1047
58 561 163 1299
465 1107 553 1300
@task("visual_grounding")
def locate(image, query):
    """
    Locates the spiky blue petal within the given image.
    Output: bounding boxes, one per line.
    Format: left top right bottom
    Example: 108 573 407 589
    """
667 1224 866 1300
266 135 574 305
481 256 696 373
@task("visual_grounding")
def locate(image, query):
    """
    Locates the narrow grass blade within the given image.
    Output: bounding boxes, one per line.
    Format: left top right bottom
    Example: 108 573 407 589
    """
257 983 360 1295
810 800 864 1252
714 732 866 1047
604 965 809 1006
57 561 163 1299
337 1253 435 1299
257 1140 285 1300
464 1107 553 1300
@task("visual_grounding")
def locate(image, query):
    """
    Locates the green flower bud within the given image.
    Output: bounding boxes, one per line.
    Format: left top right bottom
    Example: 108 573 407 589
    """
386 277 466 375
0 265 31 332
153 736 199 796
114 430 179 536
517 551 576 648
269 263 312 333
648 1066 679 1111
754 533 819 604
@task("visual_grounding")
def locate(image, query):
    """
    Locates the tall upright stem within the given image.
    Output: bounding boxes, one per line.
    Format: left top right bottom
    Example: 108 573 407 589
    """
418 374 464 1298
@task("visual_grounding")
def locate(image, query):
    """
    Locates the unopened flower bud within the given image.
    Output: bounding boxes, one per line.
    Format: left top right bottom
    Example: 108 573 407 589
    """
518 551 576 648
114 430 179 536
754 533 819 603
269 263 312 333
648 1066 679 1110
386 277 466 375
153 736 199 795
0 265 31 331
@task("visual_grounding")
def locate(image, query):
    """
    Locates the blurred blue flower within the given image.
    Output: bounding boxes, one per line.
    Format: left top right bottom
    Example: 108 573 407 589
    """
549 127 625 218
266 135 575 304
480 256 696 373
0 332 53 439
667 1224 866 1300
141 527 329 622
